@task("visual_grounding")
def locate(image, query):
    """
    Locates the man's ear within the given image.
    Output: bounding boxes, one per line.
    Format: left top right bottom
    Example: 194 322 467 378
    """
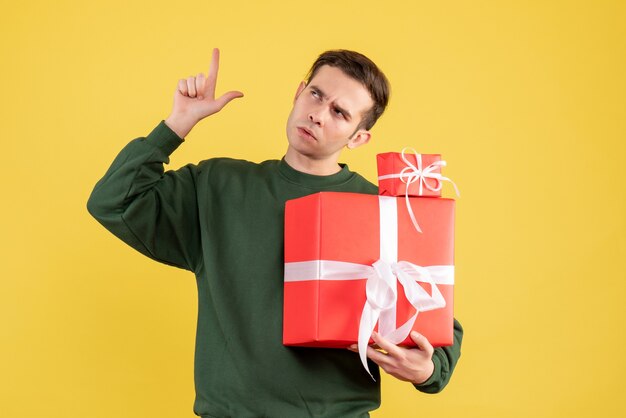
347 130 372 149
294 81 307 103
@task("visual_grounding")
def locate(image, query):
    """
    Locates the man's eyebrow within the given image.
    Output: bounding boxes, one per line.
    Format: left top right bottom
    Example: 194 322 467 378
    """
309 84 353 120
309 84 326 99
332 102 352 121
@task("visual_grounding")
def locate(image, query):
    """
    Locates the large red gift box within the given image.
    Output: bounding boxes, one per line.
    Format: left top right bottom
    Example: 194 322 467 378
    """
283 192 455 352
377 151 444 197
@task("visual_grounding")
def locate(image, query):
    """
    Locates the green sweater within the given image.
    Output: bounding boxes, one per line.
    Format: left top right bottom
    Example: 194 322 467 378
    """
87 121 463 418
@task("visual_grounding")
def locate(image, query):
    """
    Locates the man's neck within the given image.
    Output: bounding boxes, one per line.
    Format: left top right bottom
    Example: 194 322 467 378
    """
283 148 342 176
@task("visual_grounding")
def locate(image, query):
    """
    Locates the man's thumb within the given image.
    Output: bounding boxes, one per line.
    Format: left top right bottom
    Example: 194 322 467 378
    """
216 91 244 109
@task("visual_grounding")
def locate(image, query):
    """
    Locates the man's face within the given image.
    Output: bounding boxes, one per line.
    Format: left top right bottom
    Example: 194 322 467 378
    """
285 65 374 164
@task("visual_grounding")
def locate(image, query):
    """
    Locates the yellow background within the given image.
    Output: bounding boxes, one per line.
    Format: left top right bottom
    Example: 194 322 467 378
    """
1 0 625 417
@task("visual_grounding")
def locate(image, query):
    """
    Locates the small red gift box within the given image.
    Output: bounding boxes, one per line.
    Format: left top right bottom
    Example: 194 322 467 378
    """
377 151 444 197
283 192 455 370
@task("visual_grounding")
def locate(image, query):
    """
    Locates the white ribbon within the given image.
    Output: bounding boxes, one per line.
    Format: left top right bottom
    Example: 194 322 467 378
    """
284 197 454 379
378 148 460 233
284 259 453 379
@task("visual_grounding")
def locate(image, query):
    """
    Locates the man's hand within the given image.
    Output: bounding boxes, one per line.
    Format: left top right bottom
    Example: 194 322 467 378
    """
165 48 244 138
349 331 435 384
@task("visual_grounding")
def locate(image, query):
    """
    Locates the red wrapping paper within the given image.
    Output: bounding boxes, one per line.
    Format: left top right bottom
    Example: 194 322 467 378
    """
283 192 455 348
377 152 443 197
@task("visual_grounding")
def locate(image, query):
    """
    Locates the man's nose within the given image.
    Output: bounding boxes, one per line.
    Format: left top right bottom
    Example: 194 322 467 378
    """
308 108 325 126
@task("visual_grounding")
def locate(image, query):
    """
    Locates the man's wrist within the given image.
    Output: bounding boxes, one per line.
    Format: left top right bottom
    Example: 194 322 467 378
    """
412 360 435 385
164 114 197 139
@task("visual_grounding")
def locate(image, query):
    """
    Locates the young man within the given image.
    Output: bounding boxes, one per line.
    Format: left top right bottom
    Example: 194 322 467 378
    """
87 48 463 418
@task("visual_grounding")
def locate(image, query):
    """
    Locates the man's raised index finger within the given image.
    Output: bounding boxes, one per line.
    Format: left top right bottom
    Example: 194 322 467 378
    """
206 47 220 97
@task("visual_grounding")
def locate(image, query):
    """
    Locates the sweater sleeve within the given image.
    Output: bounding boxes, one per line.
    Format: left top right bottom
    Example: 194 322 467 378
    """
87 121 202 272
413 318 463 393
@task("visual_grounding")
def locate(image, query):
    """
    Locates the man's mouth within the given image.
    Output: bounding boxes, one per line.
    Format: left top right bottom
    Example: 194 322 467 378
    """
297 127 317 140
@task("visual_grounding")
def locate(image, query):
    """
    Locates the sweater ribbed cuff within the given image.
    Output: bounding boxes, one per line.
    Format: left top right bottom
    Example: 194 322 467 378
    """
146 120 185 156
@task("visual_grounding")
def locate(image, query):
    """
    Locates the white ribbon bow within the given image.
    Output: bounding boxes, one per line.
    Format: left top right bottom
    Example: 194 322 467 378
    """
358 260 452 379
378 148 460 233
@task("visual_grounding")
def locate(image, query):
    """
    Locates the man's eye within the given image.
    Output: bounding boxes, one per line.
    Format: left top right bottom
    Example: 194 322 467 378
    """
334 109 344 117
311 90 319 98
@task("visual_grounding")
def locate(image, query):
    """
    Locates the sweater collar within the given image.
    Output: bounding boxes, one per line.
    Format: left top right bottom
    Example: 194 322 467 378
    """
278 158 354 188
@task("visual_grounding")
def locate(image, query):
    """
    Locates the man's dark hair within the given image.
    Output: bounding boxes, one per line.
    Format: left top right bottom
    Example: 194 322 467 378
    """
305 49 390 131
